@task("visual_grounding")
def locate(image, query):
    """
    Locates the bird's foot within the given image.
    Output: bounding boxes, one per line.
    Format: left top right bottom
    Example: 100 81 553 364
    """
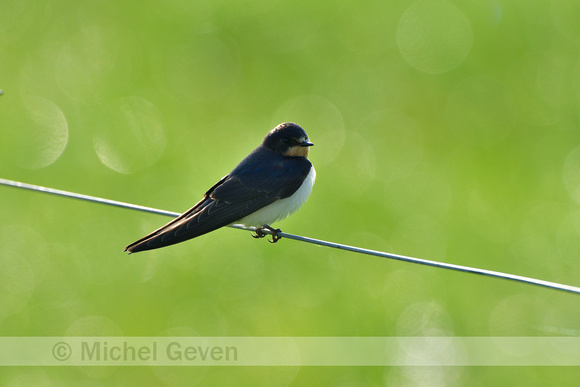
251 225 282 243
251 228 266 239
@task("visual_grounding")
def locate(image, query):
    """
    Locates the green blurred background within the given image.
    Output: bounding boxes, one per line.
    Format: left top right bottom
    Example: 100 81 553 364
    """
2 0 580 384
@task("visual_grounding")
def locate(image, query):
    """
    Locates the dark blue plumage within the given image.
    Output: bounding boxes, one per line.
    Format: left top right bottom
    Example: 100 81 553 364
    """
125 122 314 253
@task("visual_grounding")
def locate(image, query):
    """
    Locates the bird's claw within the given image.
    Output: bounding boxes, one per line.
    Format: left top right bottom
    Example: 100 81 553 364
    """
268 230 282 243
251 228 266 239
251 226 282 243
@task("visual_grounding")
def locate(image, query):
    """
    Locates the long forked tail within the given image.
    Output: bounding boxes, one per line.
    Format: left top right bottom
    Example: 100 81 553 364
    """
124 198 211 253
124 196 244 253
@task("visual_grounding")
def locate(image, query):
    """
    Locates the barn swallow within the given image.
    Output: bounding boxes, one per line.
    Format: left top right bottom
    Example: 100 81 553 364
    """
124 122 315 253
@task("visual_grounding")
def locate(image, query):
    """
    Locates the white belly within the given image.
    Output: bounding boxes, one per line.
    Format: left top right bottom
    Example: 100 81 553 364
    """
235 166 316 227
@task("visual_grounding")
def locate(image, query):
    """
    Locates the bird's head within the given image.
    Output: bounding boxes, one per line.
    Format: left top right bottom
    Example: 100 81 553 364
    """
263 122 314 157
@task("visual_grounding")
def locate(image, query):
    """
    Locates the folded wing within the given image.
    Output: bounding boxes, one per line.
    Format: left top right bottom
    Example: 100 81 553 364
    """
124 149 311 253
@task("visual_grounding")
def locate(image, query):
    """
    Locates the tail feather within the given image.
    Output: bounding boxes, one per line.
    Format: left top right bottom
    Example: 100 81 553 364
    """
124 198 212 253
123 196 255 253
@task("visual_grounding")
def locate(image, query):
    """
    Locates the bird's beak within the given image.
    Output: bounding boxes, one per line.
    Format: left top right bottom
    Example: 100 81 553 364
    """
300 141 314 147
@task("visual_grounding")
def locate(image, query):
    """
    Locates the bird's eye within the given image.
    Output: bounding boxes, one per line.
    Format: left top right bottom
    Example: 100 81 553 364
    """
281 137 290 144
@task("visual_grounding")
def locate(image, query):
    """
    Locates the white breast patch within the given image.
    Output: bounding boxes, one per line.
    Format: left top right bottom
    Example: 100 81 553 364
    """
235 166 316 227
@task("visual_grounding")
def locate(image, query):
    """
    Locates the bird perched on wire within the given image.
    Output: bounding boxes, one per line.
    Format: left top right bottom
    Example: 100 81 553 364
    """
124 122 315 253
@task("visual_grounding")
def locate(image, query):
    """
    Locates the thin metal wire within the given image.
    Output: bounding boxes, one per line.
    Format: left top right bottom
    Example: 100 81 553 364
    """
2 177 580 295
